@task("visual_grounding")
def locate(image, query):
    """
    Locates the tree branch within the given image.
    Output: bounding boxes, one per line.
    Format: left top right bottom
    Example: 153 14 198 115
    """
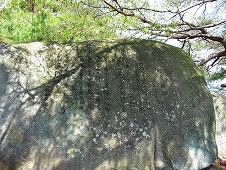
198 50 226 66
102 0 151 23
102 0 134 17
169 0 217 19
97 0 226 67
176 19 226 33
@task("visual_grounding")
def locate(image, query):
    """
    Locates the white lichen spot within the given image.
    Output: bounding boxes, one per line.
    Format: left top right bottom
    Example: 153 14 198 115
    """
130 122 134 128
93 138 97 143
104 138 117 149
195 121 200 127
117 132 121 138
165 113 170 119
111 133 117 138
94 94 99 98
27 161 35 169
73 128 82 135
65 46 71 50
74 149 81 153
135 145 140 149
139 128 143 132
97 147 103 152
122 112 127 117
142 131 147 136
67 148 76 157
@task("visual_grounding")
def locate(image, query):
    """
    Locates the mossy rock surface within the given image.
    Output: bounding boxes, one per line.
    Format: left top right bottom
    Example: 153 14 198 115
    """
0 39 217 169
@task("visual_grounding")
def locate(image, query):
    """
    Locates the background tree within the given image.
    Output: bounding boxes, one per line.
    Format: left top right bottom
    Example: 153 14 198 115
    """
0 0 117 43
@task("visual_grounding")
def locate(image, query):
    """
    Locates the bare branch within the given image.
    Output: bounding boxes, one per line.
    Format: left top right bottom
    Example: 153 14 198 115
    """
113 0 123 11
102 0 134 17
170 0 217 19
119 7 174 13
102 0 151 23
198 50 226 66
177 19 226 31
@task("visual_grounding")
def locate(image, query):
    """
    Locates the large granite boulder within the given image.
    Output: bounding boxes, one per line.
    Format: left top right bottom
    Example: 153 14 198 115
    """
0 39 217 170
212 92 226 157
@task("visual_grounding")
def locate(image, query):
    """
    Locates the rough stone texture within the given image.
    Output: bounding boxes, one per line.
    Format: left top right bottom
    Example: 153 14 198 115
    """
212 92 226 157
0 39 217 170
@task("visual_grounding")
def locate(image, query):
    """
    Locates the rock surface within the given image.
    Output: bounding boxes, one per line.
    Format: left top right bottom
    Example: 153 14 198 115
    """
0 39 217 170
212 92 226 157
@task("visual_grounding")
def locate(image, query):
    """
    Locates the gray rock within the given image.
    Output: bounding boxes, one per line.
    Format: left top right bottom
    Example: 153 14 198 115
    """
0 63 9 96
0 39 217 170
212 92 226 157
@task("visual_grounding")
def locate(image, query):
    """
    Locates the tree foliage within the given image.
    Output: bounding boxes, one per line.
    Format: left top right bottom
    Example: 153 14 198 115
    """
0 0 117 43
